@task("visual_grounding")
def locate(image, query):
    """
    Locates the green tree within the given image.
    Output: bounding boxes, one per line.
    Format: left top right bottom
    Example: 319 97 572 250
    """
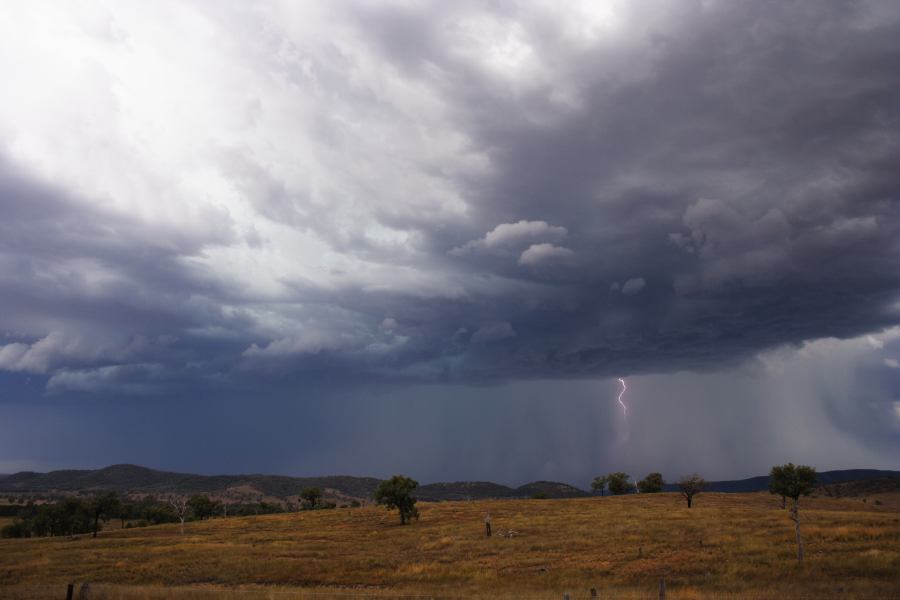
300 487 322 510
187 495 218 520
374 475 419 525
677 474 705 508
768 463 817 562
591 475 609 496
90 492 121 538
606 472 631 495
637 472 665 493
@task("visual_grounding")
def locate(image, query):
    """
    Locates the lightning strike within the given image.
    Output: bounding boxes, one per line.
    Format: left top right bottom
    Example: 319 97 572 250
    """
616 377 628 418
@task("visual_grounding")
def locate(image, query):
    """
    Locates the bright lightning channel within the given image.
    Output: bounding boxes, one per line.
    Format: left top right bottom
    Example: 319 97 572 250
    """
616 377 628 418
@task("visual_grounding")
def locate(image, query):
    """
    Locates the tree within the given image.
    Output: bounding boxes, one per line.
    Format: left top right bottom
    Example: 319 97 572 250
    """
187 495 218 520
637 472 665 494
300 487 322 510
374 475 419 525
606 472 631 495
591 475 609 496
768 463 817 562
768 466 789 508
89 493 121 538
168 496 189 535
678 474 705 508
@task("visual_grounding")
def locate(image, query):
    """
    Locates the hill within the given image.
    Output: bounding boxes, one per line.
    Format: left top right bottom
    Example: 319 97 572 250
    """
416 481 515 501
1 493 897 599
662 469 900 493
0 464 383 502
0 464 593 502
815 476 900 498
1 464 897 503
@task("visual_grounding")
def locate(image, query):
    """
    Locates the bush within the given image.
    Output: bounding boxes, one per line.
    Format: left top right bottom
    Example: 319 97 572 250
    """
1 520 29 538
637 472 664 493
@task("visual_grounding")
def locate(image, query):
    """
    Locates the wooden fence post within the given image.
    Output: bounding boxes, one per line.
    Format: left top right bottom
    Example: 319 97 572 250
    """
66 583 74 600
659 578 666 600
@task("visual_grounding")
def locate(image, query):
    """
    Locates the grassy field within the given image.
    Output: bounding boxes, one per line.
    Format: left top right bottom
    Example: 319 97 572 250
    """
1 492 898 599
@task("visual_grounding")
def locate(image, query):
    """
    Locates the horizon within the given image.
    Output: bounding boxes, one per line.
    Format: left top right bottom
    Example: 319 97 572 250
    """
1 1 899 486
3 462 899 492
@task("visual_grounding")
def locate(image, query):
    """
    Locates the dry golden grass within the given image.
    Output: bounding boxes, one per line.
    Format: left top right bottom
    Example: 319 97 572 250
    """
1 493 898 599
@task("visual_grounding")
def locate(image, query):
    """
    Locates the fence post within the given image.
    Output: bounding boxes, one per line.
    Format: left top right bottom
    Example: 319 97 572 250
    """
659 578 666 600
66 583 74 600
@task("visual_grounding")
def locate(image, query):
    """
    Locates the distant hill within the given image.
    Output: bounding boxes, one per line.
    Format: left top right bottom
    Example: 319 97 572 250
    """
416 481 515 501
515 480 588 498
815 476 900 498
0 464 896 502
0 464 382 502
662 469 900 493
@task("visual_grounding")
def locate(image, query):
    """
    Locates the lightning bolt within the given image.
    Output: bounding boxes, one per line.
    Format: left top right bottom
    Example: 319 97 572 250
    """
616 377 628 418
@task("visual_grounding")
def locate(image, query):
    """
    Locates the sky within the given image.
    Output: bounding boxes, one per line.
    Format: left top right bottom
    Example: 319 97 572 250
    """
0 0 898 487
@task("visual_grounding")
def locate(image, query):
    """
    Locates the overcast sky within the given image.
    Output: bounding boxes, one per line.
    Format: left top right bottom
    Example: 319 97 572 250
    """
0 0 898 486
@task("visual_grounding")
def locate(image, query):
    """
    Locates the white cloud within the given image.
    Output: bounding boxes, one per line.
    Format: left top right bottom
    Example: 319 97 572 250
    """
620 277 646 295
0 332 137 374
451 220 567 255
45 363 166 396
243 332 351 357
518 243 574 267
867 335 885 349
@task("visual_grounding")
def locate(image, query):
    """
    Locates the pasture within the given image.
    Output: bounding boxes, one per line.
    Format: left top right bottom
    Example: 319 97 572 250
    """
1 492 898 599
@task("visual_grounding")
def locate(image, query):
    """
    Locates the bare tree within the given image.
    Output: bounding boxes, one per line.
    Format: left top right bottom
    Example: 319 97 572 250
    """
677 474 705 508
168 496 189 535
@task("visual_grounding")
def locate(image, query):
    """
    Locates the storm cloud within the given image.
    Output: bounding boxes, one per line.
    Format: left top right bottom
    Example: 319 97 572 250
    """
0 0 898 481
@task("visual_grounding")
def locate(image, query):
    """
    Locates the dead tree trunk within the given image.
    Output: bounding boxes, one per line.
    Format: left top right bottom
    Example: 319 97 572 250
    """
168 497 188 535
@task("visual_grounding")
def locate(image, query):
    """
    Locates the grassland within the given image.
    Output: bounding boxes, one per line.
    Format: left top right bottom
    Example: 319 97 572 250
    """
1 492 898 599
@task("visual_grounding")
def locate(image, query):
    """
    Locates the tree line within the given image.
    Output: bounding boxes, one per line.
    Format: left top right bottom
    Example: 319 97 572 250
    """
0 493 310 538
591 472 705 507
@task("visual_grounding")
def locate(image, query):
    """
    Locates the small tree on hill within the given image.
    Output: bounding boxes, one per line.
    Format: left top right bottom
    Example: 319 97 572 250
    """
768 463 817 562
591 475 609 496
606 472 631 495
637 472 665 493
374 475 419 525
90 493 121 538
300 487 322 510
678 474 705 508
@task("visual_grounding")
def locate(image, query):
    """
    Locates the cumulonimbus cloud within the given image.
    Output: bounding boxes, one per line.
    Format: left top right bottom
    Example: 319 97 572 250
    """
0 0 898 394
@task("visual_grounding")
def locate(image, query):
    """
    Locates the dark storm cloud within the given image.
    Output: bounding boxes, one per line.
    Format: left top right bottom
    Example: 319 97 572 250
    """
1 0 899 399
323 0 900 381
